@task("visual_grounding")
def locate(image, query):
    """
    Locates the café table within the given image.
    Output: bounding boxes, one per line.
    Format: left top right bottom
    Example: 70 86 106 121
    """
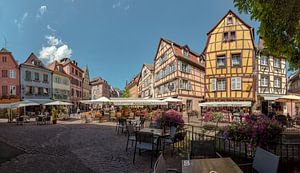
182 157 243 173
139 127 169 137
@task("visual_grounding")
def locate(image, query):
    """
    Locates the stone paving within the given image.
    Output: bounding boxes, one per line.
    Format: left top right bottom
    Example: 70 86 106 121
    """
0 120 182 173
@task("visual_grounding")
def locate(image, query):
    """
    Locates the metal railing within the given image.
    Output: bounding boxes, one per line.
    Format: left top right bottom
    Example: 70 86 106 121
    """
174 123 300 163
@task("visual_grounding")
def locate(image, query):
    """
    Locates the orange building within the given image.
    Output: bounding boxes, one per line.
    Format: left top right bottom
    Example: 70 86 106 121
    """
126 74 140 98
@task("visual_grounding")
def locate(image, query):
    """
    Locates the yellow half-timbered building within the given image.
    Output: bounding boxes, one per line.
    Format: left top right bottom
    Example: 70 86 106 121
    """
202 10 256 107
154 38 205 111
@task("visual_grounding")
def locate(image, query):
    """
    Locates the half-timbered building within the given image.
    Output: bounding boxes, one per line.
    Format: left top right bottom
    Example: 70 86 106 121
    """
201 10 256 108
138 64 154 98
153 38 205 111
256 38 287 115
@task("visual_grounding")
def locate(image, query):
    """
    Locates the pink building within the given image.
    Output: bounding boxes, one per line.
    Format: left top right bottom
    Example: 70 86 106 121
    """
59 58 83 108
0 48 20 103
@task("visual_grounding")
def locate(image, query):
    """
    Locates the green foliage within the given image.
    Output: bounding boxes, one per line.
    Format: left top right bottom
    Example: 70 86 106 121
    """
234 0 300 69
121 87 130 98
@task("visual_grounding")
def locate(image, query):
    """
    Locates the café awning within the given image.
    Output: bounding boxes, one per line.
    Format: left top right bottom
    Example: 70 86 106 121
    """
199 101 252 107
110 98 168 106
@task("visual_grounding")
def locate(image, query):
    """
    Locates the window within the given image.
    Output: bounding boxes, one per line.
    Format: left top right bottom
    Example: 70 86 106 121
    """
38 87 43 95
170 62 176 73
217 79 226 91
231 54 241 66
186 100 193 110
9 85 16 95
25 71 31 81
2 56 7 62
25 86 33 95
180 80 192 90
217 55 226 68
71 67 74 74
159 53 167 64
2 85 8 96
231 77 241 90
261 56 268 65
223 32 229 41
2 70 8 78
44 88 49 95
211 78 216 91
183 49 189 58
43 74 48 83
180 62 191 73
261 76 269 86
9 70 16 78
230 31 236 40
71 89 74 96
274 58 280 68
34 72 39 81
223 32 236 41
227 17 233 24
274 78 281 88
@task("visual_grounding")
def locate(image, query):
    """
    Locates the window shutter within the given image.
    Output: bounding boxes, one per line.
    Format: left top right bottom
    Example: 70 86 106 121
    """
212 78 216 91
231 78 235 90
237 77 241 90
188 65 191 73
179 61 182 71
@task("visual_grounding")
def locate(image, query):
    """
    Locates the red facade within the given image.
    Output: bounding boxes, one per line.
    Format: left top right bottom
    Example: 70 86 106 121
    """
0 48 20 103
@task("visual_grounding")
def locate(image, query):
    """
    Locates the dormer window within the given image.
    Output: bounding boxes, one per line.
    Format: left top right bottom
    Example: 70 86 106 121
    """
227 17 233 25
183 49 189 58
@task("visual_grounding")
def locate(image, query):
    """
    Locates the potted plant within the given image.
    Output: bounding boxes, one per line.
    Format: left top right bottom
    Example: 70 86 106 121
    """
153 109 184 130
51 107 58 124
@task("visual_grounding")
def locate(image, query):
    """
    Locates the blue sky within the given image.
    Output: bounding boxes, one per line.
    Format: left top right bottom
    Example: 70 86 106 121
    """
0 0 259 89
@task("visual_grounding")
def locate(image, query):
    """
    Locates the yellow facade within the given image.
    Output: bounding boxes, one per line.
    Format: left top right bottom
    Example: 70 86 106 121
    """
204 10 255 102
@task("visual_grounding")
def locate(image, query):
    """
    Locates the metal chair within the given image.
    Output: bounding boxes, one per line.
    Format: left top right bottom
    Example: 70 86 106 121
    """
239 147 280 173
161 126 177 155
135 117 146 131
133 131 158 167
153 153 179 173
126 124 136 151
190 137 222 159
116 117 127 134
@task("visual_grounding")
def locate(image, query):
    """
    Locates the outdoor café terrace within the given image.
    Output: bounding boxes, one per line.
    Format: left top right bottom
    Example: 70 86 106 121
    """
0 97 300 173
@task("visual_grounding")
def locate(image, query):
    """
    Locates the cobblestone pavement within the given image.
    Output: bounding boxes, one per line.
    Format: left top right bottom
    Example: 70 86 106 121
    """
0 120 182 173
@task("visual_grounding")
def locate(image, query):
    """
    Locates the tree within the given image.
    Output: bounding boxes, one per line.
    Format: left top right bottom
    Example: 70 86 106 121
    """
233 0 300 69
121 87 130 98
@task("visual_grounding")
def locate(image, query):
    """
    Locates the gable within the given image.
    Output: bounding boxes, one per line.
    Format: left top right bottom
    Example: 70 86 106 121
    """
154 39 173 61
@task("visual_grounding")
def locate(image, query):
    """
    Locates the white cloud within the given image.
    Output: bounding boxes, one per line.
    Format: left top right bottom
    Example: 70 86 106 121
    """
124 5 130 11
45 35 62 46
47 25 56 32
112 1 121 8
112 1 130 11
36 5 47 18
14 12 28 29
39 35 72 64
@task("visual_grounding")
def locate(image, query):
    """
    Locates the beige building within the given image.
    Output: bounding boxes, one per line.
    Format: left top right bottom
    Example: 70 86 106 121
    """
90 77 111 99
126 74 140 98
153 38 205 111
256 38 287 115
48 61 71 101
138 64 154 98
82 66 91 100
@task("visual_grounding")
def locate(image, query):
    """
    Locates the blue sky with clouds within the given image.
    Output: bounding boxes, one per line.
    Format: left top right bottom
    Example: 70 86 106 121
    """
0 0 259 89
